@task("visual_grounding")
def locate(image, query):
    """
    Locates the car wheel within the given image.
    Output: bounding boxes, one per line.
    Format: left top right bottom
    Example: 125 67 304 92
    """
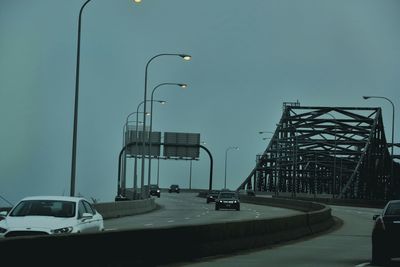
207 199 210 204
215 205 219 211
236 206 240 211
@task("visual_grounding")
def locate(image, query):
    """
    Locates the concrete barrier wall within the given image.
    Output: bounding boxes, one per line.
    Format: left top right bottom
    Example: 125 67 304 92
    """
94 198 156 219
0 195 334 266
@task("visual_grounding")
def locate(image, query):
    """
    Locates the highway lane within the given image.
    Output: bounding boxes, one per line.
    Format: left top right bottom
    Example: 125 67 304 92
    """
169 204 398 267
103 192 301 231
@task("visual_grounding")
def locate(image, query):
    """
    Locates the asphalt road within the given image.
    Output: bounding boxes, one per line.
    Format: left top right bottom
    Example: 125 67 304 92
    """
104 193 400 267
104 192 301 230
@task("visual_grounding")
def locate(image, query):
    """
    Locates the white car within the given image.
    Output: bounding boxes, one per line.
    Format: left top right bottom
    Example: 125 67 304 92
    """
0 195 104 238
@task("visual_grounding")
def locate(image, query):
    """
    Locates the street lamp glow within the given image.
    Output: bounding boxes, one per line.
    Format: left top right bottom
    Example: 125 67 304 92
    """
181 54 192 61
133 0 142 3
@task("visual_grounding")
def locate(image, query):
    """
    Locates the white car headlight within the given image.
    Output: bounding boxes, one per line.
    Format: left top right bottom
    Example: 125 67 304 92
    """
51 226 73 234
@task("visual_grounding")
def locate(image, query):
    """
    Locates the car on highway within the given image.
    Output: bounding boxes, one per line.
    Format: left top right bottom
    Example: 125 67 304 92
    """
0 195 104 238
371 199 400 264
169 184 180 193
206 190 220 203
215 191 240 211
149 184 161 198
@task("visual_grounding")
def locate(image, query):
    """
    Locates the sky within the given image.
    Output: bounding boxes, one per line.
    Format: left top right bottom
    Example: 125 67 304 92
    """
1 0 399 205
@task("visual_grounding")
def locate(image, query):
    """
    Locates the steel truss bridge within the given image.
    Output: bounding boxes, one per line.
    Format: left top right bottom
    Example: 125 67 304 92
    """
239 104 399 201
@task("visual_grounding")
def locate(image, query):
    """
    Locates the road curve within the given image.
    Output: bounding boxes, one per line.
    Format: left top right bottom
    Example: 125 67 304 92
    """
104 192 301 230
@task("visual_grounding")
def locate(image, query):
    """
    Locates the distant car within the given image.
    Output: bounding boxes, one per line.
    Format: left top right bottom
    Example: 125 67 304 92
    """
371 199 400 264
169 184 180 193
0 196 104 238
215 191 240 211
206 190 220 203
149 184 161 198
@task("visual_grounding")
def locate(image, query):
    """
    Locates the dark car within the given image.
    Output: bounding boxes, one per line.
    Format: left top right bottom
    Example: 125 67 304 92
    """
215 191 240 211
149 184 160 198
371 200 400 264
206 190 220 203
169 184 180 193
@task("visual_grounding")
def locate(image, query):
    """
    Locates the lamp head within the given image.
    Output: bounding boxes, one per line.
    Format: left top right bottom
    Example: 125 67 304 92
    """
180 54 192 61
179 83 188 88
145 112 150 116
159 100 166 104
363 96 370 100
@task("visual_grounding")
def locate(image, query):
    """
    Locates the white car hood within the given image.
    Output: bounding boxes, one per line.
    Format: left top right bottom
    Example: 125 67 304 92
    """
3 216 75 231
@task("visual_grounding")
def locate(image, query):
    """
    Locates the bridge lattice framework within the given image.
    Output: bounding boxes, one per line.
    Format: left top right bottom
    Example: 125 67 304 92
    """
239 104 399 200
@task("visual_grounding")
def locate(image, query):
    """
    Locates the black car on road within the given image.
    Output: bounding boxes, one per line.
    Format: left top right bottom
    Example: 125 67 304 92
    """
206 190 220 203
215 191 240 211
169 184 180 193
149 184 161 198
372 199 400 264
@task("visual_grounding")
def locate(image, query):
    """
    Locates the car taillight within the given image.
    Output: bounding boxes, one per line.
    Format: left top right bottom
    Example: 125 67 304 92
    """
375 218 386 231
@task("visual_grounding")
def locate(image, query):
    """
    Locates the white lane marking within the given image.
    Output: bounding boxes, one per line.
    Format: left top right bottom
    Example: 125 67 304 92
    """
144 223 153 227
202 213 206 215
184 217 190 220
355 262 370 267
167 220 174 223
196 214 201 217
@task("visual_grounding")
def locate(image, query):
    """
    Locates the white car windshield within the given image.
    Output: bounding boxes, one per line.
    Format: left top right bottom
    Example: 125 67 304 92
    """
10 200 76 218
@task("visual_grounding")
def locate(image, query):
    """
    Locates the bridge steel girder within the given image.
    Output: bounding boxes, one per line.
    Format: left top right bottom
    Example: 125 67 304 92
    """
238 105 399 201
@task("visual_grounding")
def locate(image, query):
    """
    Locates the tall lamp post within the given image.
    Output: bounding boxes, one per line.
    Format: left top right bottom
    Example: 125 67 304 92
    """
136 99 165 198
224 146 239 189
70 0 93 197
141 53 191 198
325 112 338 198
363 95 395 195
148 82 187 189
121 118 143 196
70 0 140 197
123 110 149 198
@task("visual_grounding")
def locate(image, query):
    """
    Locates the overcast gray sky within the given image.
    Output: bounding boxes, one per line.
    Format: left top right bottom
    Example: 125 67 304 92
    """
1 0 399 205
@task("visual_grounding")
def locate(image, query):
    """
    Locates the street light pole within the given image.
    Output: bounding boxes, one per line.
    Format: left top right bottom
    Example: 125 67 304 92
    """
326 112 338 198
70 0 92 197
148 82 187 190
142 53 191 198
136 99 165 198
224 146 239 189
122 117 142 197
70 0 140 197
363 96 395 195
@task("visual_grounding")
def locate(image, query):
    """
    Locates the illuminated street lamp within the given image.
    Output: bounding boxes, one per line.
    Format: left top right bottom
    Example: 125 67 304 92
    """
224 146 239 189
148 82 187 189
141 53 191 198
